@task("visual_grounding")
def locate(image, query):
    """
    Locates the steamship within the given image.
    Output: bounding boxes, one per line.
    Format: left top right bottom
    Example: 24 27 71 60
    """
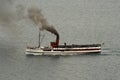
26 33 101 56
26 8 101 56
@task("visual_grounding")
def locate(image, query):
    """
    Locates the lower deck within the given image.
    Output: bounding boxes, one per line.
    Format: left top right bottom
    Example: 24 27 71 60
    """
26 44 101 56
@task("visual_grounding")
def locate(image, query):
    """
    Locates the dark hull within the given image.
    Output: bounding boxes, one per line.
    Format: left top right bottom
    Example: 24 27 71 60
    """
58 44 101 48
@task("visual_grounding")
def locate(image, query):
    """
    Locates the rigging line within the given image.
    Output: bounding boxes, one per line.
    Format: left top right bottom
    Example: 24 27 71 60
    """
40 33 45 45
38 30 45 48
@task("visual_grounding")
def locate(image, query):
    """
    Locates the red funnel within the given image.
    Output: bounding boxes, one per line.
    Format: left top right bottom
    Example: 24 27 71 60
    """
51 35 59 48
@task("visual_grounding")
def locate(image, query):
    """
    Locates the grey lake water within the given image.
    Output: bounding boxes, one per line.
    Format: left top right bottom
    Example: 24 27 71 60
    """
0 0 120 80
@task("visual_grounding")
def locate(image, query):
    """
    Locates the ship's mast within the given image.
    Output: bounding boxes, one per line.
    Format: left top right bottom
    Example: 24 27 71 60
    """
38 30 41 48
